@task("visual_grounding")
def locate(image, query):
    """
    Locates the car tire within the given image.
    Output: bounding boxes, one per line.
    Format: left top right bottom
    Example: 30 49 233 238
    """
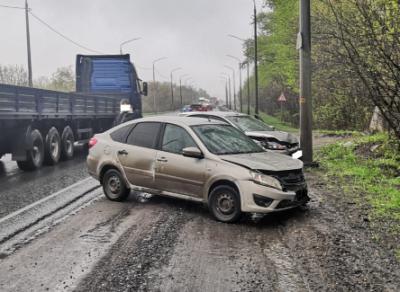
209 185 242 223
102 169 130 202
44 127 61 165
60 126 75 160
17 129 44 171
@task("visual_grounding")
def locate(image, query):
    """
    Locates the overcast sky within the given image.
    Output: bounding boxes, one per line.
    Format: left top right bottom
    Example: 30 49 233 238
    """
0 0 264 97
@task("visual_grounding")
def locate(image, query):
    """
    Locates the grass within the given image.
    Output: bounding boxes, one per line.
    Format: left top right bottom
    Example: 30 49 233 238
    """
316 133 400 259
317 133 400 220
316 129 364 137
257 112 298 133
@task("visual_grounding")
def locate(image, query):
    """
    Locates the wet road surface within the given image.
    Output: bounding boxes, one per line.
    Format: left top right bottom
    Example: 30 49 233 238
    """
0 148 88 218
0 135 398 291
0 172 399 292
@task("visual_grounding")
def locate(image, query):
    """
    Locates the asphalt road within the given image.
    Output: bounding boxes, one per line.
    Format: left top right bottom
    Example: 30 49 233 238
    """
0 148 88 218
0 173 399 291
0 136 399 291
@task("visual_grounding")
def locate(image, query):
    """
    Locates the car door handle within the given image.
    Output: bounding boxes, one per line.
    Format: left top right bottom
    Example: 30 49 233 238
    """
157 157 168 162
118 150 128 155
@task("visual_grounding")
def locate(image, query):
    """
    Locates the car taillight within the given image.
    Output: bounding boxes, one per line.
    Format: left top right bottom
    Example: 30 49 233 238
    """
88 137 98 149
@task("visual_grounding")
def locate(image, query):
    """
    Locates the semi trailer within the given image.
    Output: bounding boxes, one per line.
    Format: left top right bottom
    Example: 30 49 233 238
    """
0 54 147 171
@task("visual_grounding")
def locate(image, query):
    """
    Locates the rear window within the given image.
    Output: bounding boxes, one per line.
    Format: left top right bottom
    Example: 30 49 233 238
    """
126 122 161 149
110 125 133 143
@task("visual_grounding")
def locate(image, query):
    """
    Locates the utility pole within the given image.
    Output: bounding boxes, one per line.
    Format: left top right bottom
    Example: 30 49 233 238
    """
225 82 229 108
227 55 243 112
299 0 313 164
179 74 189 108
228 77 232 109
25 0 33 87
246 61 251 115
253 0 259 115
224 65 236 111
152 57 167 114
238 63 243 112
220 76 229 109
170 67 181 111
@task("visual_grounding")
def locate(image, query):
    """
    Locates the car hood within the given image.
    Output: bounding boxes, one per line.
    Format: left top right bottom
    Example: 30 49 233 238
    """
245 130 298 144
221 152 303 172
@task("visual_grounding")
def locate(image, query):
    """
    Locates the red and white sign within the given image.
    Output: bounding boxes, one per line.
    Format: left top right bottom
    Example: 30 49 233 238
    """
278 93 287 102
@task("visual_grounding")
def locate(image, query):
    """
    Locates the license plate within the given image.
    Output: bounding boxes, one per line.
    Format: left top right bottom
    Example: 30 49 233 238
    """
292 150 303 159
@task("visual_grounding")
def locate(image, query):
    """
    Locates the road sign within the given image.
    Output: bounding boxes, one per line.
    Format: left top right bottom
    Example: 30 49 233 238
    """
278 92 287 102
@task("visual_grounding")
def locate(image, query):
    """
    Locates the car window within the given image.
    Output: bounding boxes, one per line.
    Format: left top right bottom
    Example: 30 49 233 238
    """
226 115 274 132
110 124 133 143
192 124 264 155
126 122 161 149
162 124 197 154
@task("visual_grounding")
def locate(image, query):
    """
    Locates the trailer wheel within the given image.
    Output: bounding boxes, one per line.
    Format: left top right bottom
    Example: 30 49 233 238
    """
60 126 75 160
17 129 44 171
44 127 61 165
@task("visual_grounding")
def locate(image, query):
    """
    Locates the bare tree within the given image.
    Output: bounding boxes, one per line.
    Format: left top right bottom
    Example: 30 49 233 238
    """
0 65 28 86
327 0 400 138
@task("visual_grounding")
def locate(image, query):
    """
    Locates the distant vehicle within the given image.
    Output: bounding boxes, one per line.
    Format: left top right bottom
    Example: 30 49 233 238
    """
180 111 302 158
87 116 309 223
189 104 209 112
181 105 193 112
0 54 147 171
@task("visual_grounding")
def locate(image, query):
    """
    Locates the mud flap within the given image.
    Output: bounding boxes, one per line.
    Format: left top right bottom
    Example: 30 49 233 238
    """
11 125 33 161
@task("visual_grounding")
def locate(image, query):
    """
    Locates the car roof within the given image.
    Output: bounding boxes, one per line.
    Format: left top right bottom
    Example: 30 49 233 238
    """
124 115 227 126
181 111 248 118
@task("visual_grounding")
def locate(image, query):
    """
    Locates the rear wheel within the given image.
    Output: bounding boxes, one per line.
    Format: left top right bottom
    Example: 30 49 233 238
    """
102 169 130 201
17 129 44 171
60 126 75 160
44 127 61 165
209 185 242 223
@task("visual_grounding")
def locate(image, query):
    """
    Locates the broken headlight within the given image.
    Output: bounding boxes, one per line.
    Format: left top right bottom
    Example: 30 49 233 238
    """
250 171 282 190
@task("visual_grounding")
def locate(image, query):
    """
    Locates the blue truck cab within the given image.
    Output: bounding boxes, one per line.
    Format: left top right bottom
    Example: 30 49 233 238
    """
76 54 147 116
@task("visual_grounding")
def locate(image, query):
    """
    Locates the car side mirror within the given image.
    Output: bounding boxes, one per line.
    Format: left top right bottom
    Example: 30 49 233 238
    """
142 82 148 96
182 147 204 159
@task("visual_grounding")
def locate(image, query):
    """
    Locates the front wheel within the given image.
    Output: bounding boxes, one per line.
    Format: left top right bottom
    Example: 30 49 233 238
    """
102 169 130 202
209 185 242 223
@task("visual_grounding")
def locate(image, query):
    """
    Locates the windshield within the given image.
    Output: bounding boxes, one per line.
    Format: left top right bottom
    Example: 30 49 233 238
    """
192 124 264 155
226 115 274 132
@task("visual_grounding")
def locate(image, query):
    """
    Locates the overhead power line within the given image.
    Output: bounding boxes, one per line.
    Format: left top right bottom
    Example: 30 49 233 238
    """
0 4 25 9
29 11 104 54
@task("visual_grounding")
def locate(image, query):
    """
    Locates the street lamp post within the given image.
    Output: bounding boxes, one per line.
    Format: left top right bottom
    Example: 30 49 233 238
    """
221 73 232 109
245 61 251 115
227 55 243 112
228 34 252 115
152 57 167 113
253 0 259 115
183 77 193 105
220 76 229 108
170 67 182 110
179 74 189 108
120 37 141 54
224 65 236 111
